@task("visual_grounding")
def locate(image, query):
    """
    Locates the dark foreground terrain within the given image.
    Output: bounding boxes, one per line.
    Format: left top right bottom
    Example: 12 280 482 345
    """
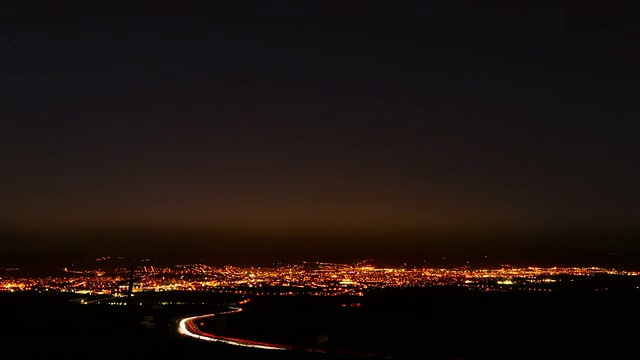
1 287 639 360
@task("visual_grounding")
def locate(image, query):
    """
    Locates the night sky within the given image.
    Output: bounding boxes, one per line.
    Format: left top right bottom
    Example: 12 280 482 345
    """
1 1 639 267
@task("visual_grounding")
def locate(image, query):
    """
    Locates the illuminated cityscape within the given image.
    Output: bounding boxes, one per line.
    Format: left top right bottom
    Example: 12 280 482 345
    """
3 259 639 360
3 257 639 298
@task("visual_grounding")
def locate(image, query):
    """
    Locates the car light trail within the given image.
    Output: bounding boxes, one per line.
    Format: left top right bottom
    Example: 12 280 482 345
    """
178 307 297 351
177 306 381 357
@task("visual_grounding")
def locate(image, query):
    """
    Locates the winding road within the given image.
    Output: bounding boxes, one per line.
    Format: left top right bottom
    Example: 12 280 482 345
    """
178 306 324 352
177 305 381 357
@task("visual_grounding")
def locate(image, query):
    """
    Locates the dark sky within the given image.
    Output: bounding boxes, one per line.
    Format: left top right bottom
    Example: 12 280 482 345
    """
1 1 639 267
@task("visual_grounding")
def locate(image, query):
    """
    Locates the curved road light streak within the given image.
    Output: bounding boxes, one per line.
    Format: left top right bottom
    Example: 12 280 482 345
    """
178 307 301 351
178 306 383 357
